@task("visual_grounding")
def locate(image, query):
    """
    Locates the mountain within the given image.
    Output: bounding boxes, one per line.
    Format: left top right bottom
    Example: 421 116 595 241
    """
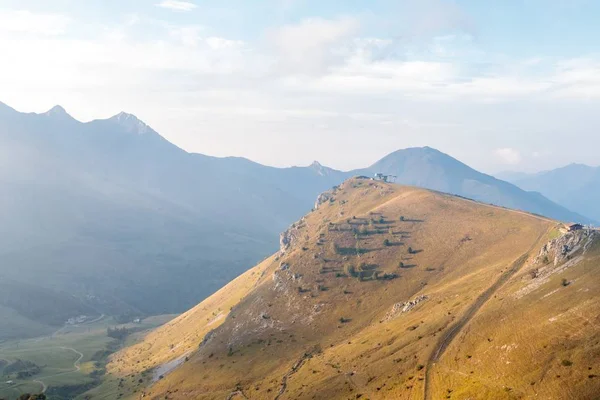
353 147 594 225
104 178 600 399
0 103 343 338
500 164 600 223
0 102 591 340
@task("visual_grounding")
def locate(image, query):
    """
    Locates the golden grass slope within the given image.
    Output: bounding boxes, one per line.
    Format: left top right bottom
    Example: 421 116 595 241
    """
106 178 600 400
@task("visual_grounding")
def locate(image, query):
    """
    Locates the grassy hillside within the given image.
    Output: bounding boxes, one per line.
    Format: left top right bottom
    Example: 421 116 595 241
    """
97 178 599 399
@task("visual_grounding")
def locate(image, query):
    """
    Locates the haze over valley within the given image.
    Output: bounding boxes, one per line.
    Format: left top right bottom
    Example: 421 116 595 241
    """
1 1 599 399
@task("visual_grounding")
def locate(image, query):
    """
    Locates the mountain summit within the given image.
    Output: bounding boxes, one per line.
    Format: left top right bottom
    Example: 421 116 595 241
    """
109 178 600 399
356 146 594 224
109 111 153 135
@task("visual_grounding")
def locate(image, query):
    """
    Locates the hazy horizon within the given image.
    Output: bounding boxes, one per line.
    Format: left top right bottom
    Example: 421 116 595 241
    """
1 0 599 174
3 100 599 176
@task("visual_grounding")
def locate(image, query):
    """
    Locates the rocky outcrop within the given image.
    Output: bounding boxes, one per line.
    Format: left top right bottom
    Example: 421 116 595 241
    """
382 295 428 322
535 229 597 266
515 229 598 299
314 192 333 210
279 219 304 254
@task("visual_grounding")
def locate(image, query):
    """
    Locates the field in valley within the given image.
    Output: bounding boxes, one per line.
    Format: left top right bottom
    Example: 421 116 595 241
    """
0 315 174 400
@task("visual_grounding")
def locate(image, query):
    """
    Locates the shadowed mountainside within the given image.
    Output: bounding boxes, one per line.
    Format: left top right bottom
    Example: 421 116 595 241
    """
0 101 592 340
500 163 600 222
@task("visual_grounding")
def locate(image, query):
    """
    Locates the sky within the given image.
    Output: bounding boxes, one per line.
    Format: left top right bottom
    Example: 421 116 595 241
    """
1 0 599 173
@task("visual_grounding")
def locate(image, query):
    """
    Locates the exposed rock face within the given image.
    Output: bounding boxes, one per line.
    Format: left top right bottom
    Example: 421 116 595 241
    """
279 223 301 254
382 295 428 322
314 192 333 210
515 229 598 299
536 229 597 266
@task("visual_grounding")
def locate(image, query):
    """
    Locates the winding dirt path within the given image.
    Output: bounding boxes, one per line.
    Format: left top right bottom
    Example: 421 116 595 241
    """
33 347 84 393
274 352 313 400
423 233 544 400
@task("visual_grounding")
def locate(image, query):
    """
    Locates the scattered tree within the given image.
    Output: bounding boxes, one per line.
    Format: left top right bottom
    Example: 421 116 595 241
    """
529 268 539 279
543 255 550 264
383 239 391 247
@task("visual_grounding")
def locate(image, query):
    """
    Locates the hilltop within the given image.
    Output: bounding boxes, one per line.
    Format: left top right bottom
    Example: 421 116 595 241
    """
0 102 592 340
102 178 600 399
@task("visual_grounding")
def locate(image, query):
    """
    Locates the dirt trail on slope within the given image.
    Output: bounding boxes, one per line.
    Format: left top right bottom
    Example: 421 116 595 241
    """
34 347 84 393
423 234 545 400
274 352 313 400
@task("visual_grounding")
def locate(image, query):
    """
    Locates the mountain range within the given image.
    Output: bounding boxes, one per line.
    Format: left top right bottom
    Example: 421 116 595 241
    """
499 164 600 223
0 101 594 339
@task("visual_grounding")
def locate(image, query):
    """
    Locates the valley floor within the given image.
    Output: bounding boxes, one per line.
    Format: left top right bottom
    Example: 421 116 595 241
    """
0 315 174 400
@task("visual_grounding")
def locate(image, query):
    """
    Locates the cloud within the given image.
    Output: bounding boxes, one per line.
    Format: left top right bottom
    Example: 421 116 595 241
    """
0 9 70 36
494 148 522 165
268 17 360 74
156 1 197 12
2 5 600 171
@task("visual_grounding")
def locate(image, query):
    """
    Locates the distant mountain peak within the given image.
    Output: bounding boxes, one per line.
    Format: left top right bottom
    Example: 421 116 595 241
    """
45 105 74 120
110 111 152 135
309 161 328 176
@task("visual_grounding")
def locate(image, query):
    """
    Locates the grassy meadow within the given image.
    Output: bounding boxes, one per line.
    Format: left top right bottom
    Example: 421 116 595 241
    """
0 315 174 400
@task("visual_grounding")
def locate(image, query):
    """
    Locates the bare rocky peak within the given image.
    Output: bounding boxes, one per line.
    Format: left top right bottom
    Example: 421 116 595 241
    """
110 111 152 135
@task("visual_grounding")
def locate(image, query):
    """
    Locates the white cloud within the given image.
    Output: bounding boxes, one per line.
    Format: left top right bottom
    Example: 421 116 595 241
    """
268 17 360 74
156 1 197 12
0 9 70 36
2 7 600 171
168 25 204 46
495 148 522 165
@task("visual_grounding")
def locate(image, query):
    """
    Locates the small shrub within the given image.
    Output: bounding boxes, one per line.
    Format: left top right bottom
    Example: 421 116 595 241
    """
340 317 351 324
561 360 573 367
399 261 405 268
530 269 539 279
562 278 570 287
383 239 391 247
543 255 550 264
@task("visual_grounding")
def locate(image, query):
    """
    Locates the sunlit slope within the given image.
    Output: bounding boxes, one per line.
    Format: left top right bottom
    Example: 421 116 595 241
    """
429 229 600 399
108 256 274 377
110 178 599 399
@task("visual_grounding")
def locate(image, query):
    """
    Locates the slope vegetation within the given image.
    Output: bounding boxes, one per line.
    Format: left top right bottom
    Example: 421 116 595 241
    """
102 178 599 399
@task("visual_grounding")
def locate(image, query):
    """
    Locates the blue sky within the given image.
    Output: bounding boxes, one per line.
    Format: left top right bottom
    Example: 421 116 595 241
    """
1 0 599 172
